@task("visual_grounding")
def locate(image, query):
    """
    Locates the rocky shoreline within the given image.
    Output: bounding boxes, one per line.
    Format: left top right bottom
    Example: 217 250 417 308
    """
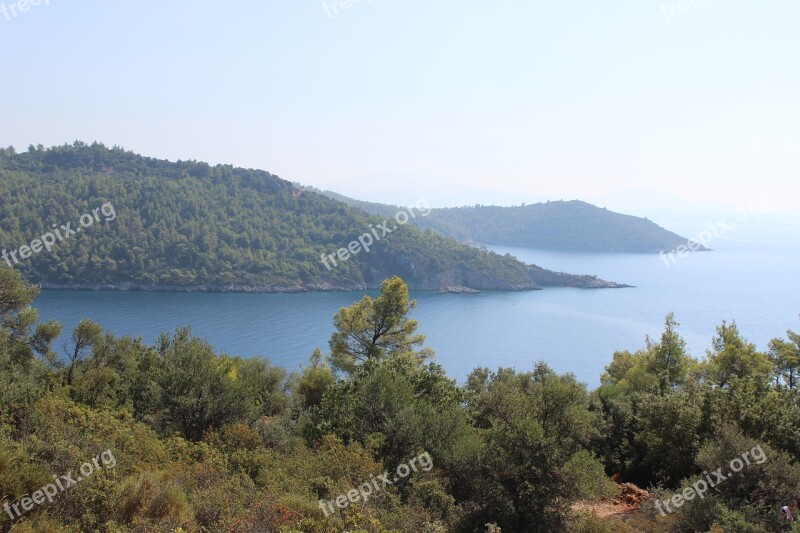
37 277 631 293
439 285 482 294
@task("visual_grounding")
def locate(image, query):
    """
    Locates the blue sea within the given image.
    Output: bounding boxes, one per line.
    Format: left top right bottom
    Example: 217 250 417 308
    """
33 238 800 388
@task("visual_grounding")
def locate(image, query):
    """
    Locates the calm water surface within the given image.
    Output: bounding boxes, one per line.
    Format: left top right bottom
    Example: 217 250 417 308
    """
34 240 800 387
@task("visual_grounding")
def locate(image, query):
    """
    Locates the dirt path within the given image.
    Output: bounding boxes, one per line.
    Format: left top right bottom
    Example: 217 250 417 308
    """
573 481 650 521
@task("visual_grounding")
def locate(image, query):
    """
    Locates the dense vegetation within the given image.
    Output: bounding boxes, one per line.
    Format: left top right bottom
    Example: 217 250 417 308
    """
321 191 704 253
0 143 619 292
2 267 799 532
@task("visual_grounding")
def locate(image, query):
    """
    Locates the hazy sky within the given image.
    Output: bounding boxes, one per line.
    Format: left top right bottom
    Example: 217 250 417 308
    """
1 0 798 214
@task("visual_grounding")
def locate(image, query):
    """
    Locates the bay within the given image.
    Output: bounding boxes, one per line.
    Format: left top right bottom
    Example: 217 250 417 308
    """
33 239 800 387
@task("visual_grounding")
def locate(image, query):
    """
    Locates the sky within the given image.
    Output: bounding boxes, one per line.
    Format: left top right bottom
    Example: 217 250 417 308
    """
1 0 799 219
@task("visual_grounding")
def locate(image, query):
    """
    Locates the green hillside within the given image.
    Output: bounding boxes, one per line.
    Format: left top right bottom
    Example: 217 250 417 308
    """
0 143 625 291
319 192 706 253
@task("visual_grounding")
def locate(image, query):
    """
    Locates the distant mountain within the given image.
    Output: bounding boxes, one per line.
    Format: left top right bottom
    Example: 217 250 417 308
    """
0 143 628 292
318 192 706 253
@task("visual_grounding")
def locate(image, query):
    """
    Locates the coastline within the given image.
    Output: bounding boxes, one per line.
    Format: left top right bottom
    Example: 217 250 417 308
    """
36 280 630 293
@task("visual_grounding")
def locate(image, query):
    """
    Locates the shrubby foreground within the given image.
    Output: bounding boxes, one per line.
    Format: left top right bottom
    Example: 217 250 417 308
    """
2 269 800 532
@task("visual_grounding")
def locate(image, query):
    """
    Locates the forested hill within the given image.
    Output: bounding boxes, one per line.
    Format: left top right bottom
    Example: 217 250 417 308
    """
0 143 627 292
320 191 706 253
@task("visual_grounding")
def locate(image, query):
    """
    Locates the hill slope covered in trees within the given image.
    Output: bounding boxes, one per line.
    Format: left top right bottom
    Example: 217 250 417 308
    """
0 143 626 292
320 191 705 253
